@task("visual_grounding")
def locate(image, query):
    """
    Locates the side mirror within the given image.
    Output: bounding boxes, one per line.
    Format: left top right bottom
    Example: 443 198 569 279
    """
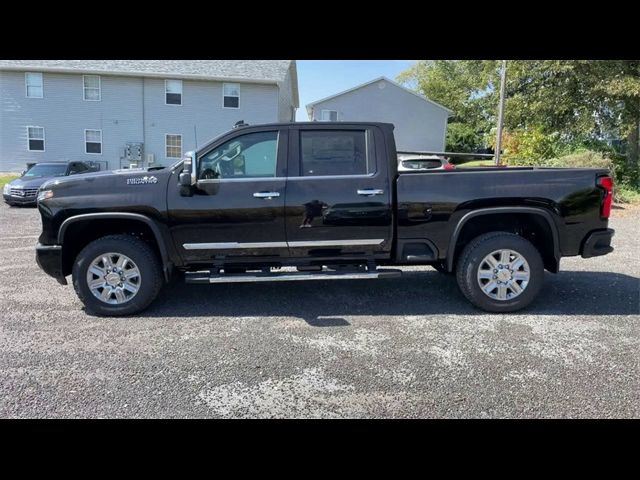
182 151 197 186
20 170 26 176
178 172 192 187
179 151 197 196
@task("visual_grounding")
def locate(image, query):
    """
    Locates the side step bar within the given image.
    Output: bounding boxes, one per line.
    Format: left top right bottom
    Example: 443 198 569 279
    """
185 268 402 284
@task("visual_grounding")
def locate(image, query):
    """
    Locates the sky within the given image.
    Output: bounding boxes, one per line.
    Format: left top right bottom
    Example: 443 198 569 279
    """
295 60 417 121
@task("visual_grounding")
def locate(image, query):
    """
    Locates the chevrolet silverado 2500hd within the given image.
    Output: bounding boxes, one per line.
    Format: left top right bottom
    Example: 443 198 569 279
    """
35 122 614 316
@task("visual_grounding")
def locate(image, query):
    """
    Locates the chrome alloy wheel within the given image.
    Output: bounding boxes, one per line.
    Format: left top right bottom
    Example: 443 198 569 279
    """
476 249 530 301
86 252 141 304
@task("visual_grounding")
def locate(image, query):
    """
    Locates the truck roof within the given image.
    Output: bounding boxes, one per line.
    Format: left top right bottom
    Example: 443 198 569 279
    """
195 121 397 156
231 121 395 129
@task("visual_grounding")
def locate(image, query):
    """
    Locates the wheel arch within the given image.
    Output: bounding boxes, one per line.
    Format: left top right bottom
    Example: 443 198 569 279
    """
58 213 173 281
446 207 561 273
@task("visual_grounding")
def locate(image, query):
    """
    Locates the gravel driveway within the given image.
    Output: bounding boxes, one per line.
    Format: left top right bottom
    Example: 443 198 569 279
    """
0 202 638 418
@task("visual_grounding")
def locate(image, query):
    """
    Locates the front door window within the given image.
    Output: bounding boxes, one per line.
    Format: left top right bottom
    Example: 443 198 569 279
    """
198 131 278 180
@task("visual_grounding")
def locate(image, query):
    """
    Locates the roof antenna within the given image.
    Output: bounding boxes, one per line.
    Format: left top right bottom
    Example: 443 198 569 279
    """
233 120 249 129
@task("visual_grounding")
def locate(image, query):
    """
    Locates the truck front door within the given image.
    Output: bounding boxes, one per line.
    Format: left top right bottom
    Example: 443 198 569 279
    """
284 125 393 259
167 127 289 265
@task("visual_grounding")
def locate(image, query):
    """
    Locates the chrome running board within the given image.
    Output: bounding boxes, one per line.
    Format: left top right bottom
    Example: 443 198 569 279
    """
184 268 402 284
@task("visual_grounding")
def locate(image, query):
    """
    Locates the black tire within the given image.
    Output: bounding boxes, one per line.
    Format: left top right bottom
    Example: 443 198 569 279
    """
432 261 452 274
72 234 163 316
455 232 544 313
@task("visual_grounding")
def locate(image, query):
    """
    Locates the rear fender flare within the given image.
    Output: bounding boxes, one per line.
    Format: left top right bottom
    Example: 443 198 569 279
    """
446 206 560 271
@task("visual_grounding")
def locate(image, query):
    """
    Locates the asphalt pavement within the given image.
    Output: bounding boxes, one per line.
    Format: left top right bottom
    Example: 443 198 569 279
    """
0 202 638 418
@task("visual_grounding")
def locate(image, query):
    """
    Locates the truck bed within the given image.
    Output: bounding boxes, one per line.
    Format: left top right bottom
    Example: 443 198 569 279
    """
395 167 609 258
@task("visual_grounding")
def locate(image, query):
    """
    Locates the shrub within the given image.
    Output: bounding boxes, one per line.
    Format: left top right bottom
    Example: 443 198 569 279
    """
544 151 612 169
615 184 640 204
501 128 566 166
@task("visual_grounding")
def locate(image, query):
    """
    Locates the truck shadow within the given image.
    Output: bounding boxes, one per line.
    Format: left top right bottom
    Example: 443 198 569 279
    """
140 270 640 325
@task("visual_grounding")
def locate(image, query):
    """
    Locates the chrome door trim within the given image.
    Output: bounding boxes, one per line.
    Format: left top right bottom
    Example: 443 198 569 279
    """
182 239 385 250
183 241 288 250
253 191 280 198
357 189 384 196
288 239 385 248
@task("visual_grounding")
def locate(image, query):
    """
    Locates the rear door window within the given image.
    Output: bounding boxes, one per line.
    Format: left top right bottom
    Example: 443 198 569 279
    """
299 130 370 177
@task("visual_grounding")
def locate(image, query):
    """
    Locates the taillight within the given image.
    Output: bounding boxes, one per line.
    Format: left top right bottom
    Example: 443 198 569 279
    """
597 176 613 219
444 163 456 170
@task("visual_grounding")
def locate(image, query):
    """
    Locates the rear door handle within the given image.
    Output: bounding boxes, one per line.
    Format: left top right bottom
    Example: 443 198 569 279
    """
357 189 384 196
253 191 280 199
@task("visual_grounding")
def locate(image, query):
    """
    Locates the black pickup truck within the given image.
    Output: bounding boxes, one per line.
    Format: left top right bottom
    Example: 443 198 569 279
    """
35 122 615 316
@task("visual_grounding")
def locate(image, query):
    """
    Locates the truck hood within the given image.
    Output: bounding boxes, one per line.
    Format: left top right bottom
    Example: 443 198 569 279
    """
38 166 174 216
41 167 170 190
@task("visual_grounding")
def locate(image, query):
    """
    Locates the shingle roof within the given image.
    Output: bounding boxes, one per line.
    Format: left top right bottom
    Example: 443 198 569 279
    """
0 60 298 106
0 59 287 80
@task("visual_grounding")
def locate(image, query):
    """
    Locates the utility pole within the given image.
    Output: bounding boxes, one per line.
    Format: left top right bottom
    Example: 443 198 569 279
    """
495 60 507 166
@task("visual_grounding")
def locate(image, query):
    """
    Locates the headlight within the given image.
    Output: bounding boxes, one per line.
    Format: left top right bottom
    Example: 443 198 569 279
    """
37 190 54 202
2 183 9 195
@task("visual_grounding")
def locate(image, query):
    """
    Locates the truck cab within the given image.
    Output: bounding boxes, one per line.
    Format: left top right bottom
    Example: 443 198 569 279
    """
173 122 394 265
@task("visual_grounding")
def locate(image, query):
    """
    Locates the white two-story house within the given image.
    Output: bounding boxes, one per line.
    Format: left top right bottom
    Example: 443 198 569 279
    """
0 60 298 171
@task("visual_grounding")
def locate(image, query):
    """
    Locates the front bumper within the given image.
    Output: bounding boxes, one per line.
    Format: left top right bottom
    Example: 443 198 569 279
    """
3 193 37 206
35 243 67 285
581 228 615 258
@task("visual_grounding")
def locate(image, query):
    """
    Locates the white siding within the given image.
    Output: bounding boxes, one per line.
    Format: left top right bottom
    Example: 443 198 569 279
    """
309 79 449 152
142 78 279 166
277 64 295 122
1 71 143 171
1 72 283 171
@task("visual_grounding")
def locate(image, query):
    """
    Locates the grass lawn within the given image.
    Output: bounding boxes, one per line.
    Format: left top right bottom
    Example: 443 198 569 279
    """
0 175 19 188
456 159 497 168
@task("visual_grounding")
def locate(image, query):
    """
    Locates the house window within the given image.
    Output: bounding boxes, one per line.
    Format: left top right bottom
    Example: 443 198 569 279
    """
83 75 101 101
320 110 339 121
166 134 182 158
223 83 240 108
85 129 102 154
27 126 45 151
165 80 182 105
25 73 43 98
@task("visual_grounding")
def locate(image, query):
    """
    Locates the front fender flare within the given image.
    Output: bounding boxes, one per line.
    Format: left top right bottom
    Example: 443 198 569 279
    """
58 212 173 281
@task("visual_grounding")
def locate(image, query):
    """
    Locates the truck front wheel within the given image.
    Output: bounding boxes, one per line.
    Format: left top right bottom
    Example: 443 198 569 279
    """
72 234 163 316
455 232 544 313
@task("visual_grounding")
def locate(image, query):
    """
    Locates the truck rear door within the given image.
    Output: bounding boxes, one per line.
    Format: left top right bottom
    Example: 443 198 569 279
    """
284 124 393 259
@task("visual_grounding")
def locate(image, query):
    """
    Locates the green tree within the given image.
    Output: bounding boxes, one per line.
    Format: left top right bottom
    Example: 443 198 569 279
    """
505 60 640 184
397 60 500 151
398 60 640 184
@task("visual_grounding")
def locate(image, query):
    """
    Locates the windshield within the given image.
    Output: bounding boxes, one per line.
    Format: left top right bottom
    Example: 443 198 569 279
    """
23 164 67 177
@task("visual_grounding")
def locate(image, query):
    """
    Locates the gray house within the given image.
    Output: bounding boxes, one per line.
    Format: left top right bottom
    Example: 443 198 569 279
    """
306 77 451 152
0 60 298 171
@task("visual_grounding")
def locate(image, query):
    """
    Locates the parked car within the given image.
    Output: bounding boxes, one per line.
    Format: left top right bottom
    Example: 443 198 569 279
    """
397 154 455 171
3 161 98 206
34 122 614 316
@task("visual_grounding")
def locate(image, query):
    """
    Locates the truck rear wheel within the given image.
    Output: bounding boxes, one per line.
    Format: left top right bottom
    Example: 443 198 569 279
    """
455 232 544 313
72 235 163 316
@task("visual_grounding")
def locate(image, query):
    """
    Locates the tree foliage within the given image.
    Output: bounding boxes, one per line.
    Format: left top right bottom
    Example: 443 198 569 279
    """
398 60 640 185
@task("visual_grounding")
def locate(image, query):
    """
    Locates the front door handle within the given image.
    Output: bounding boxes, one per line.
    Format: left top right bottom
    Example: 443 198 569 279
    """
357 189 384 196
253 191 280 199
